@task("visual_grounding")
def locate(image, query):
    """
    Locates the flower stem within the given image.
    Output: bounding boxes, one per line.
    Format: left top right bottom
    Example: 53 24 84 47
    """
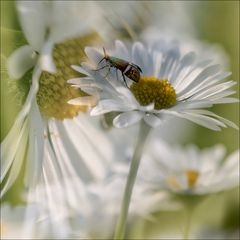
114 120 151 240
183 208 194 240
182 200 200 240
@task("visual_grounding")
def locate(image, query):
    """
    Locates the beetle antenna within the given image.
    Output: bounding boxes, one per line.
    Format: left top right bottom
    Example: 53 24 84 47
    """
103 47 107 58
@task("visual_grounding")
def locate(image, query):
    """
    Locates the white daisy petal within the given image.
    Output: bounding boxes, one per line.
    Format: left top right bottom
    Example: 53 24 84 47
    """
180 112 226 131
132 42 148 72
207 90 236 101
144 114 162 128
39 40 56 73
171 100 212 111
85 47 103 66
187 109 239 130
59 116 113 181
16 1 49 51
174 59 212 91
158 47 180 79
7 45 36 79
78 87 101 97
68 96 97 107
189 81 236 100
140 103 155 112
71 65 91 76
212 97 239 104
164 111 224 131
170 52 196 84
91 99 132 116
24 101 45 187
115 40 129 60
0 118 28 183
116 87 140 107
1 66 42 192
180 71 233 99
1 119 29 198
178 64 221 96
67 77 95 85
113 111 143 128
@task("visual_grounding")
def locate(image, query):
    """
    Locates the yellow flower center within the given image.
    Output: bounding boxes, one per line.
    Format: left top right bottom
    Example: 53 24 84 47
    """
166 169 199 190
37 33 100 120
185 170 199 188
130 76 176 110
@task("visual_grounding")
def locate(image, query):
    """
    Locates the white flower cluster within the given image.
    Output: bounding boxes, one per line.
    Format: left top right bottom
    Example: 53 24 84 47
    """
1 1 239 239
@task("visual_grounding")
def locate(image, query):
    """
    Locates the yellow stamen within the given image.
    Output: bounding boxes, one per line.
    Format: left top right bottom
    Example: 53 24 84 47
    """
130 76 176 110
37 33 101 120
185 170 199 188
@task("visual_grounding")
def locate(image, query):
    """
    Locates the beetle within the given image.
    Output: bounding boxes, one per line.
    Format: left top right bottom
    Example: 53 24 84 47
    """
95 47 142 87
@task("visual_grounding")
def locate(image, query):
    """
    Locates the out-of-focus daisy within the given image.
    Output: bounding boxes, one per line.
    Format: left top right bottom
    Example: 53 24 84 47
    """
139 140 239 195
68 40 238 130
137 140 239 239
1 1 120 197
31 166 176 239
144 1 197 37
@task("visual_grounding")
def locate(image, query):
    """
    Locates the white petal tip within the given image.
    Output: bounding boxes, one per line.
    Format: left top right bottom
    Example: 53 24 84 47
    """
7 45 35 79
68 96 96 107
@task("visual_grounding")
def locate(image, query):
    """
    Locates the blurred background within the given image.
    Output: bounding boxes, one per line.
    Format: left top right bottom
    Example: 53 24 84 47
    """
1 1 239 239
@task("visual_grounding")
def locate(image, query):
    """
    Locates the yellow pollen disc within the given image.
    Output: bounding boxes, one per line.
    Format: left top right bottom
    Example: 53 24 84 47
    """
37 33 100 120
185 170 199 188
130 76 176 110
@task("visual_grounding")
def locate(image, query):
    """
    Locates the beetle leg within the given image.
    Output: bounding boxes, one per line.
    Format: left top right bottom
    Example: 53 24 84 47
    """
103 66 111 79
121 72 129 88
93 65 109 71
97 57 106 65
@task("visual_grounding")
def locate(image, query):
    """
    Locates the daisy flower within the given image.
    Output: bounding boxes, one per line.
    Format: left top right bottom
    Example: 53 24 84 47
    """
1 1 119 197
68 40 238 130
30 166 174 239
139 140 239 195
68 39 238 239
138 140 239 239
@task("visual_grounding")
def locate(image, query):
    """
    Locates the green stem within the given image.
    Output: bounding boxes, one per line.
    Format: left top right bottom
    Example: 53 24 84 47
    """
114 120 151 240
183 208 193 240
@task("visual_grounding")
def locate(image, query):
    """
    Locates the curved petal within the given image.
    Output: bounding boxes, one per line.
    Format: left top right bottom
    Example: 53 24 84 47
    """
16 65 42 121
49 1 101 43
16 1 49 50
115 40 129 60
7 45 36 79
91 99 132 116
24 100 45 187
85 47 103 66
68 96 97 107
113 111 143 128
1 118 29 198
39 40 56 73
0 117 28 183
144 114 162 128
186 109 239 130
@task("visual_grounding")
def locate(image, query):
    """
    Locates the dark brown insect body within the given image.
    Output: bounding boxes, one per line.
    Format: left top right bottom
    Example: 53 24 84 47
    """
96 48 142 86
